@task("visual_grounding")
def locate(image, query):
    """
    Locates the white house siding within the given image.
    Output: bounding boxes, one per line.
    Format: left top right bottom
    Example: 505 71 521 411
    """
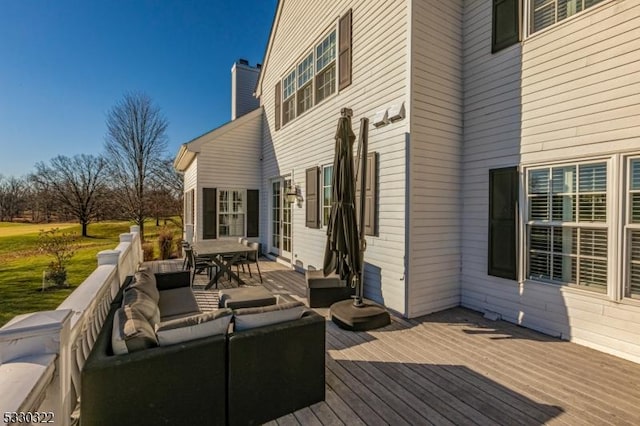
183 157 198 241
258 0 410 315
461 0 640 363
193 112 263 241
407 0 464 318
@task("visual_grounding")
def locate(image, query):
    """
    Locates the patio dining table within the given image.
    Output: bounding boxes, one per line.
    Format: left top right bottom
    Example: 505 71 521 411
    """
192 240 252 289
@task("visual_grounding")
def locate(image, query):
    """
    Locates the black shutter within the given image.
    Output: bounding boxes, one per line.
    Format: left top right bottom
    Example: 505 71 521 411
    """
488 167 518 279
203 188 217 240
356 152 377 236
247 189 259 238
306 167 320 228
274 82 281 131
338 9 352 91
492 0 520 53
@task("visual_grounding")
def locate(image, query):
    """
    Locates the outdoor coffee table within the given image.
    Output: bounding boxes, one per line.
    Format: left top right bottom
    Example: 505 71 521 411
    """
192 240 251 289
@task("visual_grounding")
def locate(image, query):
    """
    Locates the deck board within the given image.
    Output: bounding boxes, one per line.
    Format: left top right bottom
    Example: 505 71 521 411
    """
150 258 640 425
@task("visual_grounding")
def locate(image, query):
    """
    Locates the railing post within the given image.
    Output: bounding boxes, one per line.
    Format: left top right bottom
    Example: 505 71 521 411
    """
98 250 121 298
0 309 72 426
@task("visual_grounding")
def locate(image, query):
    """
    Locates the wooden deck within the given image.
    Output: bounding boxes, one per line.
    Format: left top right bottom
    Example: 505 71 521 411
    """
153 258 640 425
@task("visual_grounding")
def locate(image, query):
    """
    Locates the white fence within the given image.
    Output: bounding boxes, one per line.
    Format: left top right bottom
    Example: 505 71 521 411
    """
0 226 143 426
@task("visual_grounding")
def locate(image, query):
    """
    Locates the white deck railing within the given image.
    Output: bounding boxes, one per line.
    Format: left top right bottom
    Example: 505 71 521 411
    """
0 226 142 426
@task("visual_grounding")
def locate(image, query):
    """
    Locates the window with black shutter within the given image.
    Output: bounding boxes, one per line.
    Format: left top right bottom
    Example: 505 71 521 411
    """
492 0 520 53
488 167 518 279
247 189 259 238
356 152 378 236
274 81 281 131
203 188 217 239
338 9 352 91
306 167 320 228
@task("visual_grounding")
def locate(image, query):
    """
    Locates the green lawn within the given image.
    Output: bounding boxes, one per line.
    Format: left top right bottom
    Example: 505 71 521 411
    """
0 220 181 327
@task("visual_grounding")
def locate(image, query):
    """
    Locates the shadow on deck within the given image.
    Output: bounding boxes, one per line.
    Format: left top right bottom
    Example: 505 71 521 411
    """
149 258 640 425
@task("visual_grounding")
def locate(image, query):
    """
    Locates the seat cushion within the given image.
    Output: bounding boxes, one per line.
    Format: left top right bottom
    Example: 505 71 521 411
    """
159 287 200 320
233 301 306 331
112 305 158 355
156 309 233 346
219 286 277 310
305 270 346 289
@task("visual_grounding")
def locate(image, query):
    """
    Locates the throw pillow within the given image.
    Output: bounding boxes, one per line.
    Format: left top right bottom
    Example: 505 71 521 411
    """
128 268 160 303
112 305 158 355
233 301 306 332
123 287 161 326
155 309 233 346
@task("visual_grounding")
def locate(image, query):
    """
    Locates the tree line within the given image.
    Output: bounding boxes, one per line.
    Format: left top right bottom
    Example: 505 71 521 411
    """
0 92 183 239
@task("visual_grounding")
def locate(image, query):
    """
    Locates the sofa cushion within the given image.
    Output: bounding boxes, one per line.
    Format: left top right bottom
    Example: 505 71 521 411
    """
219 286 278 309
156 309 233 346
123 287 161 326
158 287 201 320
233 301 306 332
128 268 160 303
112 305 158 355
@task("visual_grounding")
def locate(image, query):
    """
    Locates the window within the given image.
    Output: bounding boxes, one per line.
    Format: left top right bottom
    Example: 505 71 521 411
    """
322 165 333 226
297 53 314 115
526 162 608 291
315 31 336 103
531 0 605 34
282 69 296 125
626 159 640 299
218 189 245 237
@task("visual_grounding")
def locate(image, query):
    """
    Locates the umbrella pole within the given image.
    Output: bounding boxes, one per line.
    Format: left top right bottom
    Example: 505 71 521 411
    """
355 117 368 307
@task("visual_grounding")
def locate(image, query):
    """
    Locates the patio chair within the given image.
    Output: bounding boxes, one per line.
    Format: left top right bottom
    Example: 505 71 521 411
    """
184 247 217 286
234 241 262 283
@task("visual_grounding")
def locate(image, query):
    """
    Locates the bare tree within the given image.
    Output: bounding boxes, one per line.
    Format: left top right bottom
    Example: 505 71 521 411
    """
0 175 28 221
149 158 184 228
32 154 107 236
104 92 169 239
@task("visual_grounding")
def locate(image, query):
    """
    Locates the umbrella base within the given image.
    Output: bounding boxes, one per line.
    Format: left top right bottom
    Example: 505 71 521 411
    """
329 299 391 331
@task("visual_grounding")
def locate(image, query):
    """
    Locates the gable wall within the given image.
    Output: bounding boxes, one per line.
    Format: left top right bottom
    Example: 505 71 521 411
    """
259 0 411 314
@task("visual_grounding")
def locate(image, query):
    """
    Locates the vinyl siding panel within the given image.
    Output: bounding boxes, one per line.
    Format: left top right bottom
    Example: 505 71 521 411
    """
260 0 410 314
408 0 464 317
461 0 640 364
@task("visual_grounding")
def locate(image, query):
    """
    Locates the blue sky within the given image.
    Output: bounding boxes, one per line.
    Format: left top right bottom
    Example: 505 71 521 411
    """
0 0 277 177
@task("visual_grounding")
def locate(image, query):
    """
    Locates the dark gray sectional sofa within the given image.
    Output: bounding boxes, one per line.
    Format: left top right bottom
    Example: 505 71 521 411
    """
81 270 325 426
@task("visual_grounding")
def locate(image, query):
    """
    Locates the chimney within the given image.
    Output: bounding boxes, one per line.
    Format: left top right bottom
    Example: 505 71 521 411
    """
231 59 261 120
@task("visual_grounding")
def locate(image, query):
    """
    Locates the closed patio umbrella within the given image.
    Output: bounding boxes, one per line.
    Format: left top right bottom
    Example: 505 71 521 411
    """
324 108 390 331
323 113 361 285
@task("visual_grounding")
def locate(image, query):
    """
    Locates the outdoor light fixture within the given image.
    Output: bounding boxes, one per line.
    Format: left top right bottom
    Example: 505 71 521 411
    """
286 185 302 204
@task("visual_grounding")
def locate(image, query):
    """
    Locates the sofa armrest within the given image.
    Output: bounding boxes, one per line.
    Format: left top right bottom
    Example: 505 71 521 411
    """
227 311 326 425
154 270 190 290
81 305 227 426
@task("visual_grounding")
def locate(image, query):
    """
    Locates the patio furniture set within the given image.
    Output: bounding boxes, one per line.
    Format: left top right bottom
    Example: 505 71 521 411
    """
81 268 325 426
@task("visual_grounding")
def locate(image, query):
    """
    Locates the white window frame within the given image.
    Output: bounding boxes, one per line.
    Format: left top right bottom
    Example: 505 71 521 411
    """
624 156 640 300
524 0 610 37
296 52 314 116
322 164 334 227
218 188 246 238
524 159 611 293
315 29 337 104
282 69 296 125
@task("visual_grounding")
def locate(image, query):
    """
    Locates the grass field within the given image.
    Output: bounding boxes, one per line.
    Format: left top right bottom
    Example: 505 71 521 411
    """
0 220 181 327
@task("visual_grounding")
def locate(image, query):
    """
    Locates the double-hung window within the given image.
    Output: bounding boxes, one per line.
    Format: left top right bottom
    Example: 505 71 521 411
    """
322 165 334 227
297 53 314 115
531 0 605 34
315 31 336 104
527 162 608 291
282 69 296 126
626 159 640 299
218 189 245 238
